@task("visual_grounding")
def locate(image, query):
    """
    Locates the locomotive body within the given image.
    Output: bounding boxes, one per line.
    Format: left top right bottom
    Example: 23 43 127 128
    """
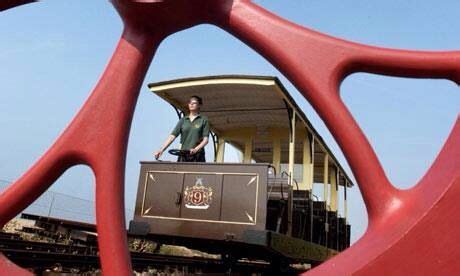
130 75 353 266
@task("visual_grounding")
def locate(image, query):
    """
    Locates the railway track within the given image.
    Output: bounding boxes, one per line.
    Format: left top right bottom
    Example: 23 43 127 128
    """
1 245 272 274
1 215 304 274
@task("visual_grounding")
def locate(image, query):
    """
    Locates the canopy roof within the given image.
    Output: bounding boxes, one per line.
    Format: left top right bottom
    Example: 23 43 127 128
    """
148 75 353 187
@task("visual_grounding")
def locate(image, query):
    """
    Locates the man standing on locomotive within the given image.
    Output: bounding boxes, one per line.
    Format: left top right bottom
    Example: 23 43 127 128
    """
153 95 210 162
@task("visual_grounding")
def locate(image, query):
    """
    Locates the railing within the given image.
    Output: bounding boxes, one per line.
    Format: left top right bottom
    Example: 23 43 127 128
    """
0 181 134 225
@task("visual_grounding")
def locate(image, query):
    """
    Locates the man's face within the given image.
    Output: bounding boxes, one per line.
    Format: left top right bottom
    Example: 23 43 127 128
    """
188 100 200 112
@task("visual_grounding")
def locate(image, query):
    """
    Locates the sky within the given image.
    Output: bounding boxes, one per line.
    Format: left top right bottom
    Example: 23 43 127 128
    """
0 1 459 243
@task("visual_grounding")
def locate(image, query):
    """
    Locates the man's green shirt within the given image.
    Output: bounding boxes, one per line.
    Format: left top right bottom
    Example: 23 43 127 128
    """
171 114 210 151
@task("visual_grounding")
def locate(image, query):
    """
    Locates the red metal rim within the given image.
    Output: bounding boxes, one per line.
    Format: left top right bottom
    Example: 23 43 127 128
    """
0 1 459 275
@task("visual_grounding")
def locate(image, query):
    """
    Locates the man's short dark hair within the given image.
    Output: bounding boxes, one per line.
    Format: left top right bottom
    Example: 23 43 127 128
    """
190 95 203 105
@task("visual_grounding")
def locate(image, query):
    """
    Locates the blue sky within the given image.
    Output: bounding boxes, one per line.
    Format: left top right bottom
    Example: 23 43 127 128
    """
0 1 459 242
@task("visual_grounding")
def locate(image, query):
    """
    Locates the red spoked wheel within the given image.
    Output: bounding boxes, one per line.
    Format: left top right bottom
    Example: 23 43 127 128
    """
0 1 459 275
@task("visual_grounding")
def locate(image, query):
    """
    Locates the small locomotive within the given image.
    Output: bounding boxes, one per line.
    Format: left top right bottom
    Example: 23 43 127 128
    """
130 75 353 269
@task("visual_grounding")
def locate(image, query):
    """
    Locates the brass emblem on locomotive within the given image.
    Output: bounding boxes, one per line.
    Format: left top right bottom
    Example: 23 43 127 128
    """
184 177 213 209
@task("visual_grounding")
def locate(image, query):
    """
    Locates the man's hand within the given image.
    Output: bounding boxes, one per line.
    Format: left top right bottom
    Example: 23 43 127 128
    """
189 148 199 155
153 150 163 160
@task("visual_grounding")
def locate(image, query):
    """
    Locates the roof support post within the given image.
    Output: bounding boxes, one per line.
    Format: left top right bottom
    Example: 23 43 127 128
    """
323 153 330 248
272 138 281 173
288 111 296 181
216 138 225 162
344 179 348 247
170 103 184 119
308 135 315 242
330 166 339 250
220 128 256 164
302 131 313 191
211 132 218 161
344 180 348 222
323 154 329 206
330 166 338 212
243 138 253 163
287 110 296 236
